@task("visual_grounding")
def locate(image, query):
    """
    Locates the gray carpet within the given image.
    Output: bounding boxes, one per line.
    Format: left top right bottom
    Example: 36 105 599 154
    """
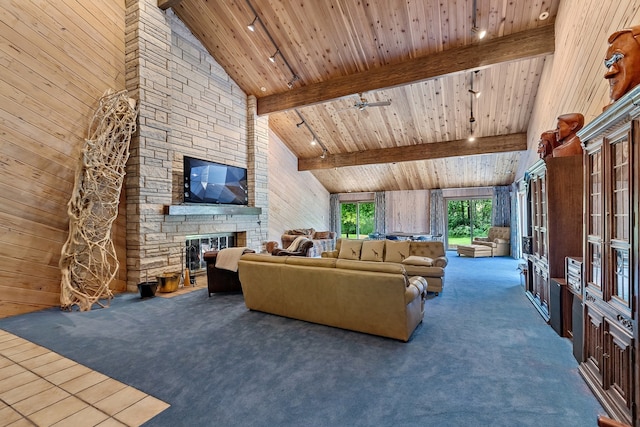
0 252 605 426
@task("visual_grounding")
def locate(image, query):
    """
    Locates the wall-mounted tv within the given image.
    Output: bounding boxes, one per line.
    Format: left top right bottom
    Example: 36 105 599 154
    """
183 156 248 205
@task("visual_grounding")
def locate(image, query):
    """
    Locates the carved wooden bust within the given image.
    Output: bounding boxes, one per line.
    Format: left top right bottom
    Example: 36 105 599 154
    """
604 25 640 110
537 130 558 160
552 113 584 157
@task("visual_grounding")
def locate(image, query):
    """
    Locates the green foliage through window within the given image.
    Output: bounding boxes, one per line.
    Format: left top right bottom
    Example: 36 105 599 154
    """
341 202 375 239
447 199 492 243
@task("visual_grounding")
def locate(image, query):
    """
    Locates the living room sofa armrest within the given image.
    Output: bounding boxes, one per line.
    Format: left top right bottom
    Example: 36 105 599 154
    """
405 283 420 304
494 238 509 244
473 237 490 243
433 256 448 268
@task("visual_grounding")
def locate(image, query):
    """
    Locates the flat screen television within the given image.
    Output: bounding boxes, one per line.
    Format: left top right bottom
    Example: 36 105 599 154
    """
183 156 248 205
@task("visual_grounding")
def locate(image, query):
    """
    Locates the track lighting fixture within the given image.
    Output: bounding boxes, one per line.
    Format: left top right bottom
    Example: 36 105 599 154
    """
247 16 257 32
287 75 299 89
246 0 301 90
471 0 486 39
295 109 329 158
471 26 487 39
468 89 481 98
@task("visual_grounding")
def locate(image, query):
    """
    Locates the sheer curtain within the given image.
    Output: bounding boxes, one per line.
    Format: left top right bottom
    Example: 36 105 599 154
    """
429 189 445 238
492 186 511 227
329 194 341 235
374 191 385 235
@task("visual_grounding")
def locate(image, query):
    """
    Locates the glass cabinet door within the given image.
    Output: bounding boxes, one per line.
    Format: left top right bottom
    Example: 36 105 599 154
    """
586 149 603 293
608 136 631 311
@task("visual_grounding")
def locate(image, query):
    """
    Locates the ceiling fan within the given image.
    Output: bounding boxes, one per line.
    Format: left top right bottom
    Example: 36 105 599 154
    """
352 93 392 111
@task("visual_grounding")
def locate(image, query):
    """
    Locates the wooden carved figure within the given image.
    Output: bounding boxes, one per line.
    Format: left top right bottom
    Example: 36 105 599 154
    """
537 130 558 160
604 25 640 110
552 113 584 158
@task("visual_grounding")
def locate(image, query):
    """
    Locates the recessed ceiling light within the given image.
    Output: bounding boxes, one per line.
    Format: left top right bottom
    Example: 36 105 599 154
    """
260 87 266 92
539 11 549 20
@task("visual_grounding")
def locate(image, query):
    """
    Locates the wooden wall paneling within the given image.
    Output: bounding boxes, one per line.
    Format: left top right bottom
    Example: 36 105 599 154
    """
0 0 127 317
385 190 430 234
267 131 330 243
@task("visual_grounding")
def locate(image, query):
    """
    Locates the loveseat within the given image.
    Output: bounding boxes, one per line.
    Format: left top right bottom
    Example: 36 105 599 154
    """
472 226 511 256
237 254 426 341
322 238 448 295
281 228 337 258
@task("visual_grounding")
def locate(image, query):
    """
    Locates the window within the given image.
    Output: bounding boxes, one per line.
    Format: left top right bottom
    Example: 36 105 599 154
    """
340 202 375 239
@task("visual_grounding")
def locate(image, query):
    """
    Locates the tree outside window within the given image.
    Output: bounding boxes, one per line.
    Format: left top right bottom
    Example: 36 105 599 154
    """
341 202 375 239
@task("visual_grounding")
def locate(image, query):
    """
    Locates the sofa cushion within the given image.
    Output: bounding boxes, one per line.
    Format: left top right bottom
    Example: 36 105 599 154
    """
336 259 405 275
402 255 433 267
360 240 385 262
385 240 411 263
339 239 363 260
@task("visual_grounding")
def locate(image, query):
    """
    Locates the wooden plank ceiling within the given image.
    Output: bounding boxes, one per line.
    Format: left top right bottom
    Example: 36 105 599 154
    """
161 0 559 193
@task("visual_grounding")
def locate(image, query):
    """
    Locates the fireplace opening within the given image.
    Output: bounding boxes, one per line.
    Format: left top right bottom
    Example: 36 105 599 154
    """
185 233 236 275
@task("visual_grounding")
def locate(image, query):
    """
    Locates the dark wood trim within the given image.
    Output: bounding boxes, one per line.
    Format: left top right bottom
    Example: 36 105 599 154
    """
258 25 555 115
298 133 527 170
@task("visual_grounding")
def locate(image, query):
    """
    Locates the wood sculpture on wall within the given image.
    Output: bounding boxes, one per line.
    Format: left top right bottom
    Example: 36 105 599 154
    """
537 130 558 160
552 113 584 157
59 90 138 311
604 24 640 110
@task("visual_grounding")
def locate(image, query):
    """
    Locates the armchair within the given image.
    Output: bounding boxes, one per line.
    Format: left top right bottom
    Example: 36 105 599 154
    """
272 238 314 257
472 226 511 257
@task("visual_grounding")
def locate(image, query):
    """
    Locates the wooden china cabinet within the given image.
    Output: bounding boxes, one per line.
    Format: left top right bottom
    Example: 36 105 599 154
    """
577 85 640 426
524 156 583 322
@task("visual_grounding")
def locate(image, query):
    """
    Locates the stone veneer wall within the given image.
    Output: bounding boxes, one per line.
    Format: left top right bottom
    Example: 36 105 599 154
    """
124 0 268 291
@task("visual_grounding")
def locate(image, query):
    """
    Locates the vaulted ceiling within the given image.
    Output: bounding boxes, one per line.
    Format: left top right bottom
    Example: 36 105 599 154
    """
159 0 559 193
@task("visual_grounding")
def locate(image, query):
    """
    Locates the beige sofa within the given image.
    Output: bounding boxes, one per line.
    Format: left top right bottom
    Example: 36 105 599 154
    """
237 254 426 341
322 238 448 295
471 226 511 256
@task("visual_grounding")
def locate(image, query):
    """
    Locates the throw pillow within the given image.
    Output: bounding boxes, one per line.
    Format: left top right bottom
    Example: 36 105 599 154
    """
314 231 332 239
384 240 411 263
338 239 363 260
402 255 434 266
360 240 385 262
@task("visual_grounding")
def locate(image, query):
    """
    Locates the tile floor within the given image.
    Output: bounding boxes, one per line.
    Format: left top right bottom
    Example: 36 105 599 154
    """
0 329 170 426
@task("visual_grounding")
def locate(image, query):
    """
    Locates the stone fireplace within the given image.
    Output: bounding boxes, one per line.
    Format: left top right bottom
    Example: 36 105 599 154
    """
123 3 269 292
185 232 244 274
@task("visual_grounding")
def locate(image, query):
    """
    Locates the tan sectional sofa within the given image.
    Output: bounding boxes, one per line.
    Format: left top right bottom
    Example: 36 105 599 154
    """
322 238 448 295
237 254 427 341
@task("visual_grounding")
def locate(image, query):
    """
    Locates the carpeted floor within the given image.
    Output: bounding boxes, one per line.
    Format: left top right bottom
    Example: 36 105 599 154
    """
0 252 605 426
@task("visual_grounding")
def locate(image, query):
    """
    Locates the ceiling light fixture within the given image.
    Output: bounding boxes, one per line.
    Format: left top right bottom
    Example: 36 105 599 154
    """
269 49 279 63
471 0 487 40
247 16 258 32
295 109 329 158
246 0 301 90
468 71 478 141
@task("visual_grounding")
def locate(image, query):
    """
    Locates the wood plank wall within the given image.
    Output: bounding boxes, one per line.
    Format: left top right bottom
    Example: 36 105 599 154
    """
0 0 126 317
518 0 640 177
385 190 430 234
268 131 331 244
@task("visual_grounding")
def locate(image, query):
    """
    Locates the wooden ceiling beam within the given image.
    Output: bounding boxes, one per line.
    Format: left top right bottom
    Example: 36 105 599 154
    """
298 133 528 171
258 25 554 115
158 0 184 10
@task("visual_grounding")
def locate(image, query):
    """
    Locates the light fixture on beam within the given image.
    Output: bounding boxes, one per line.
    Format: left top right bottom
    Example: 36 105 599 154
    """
296 120 305 128
468 89 481 98
295 109 329 158
269 49 279 63
287 75 299 89
471 0 487 39
247 16 258 32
